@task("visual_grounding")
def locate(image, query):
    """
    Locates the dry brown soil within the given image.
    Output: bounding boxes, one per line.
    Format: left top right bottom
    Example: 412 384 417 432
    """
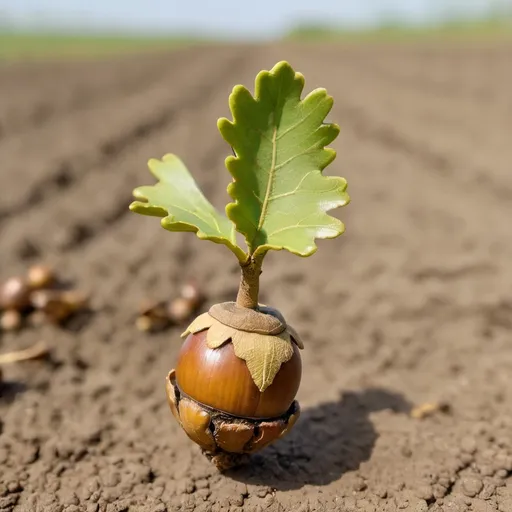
1 41 512 512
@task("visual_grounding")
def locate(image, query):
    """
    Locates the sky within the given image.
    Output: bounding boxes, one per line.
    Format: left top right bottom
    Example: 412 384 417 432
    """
1 0 510 38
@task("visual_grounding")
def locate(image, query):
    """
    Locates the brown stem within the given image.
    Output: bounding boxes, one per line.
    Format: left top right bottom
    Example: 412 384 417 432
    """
236 257 263 309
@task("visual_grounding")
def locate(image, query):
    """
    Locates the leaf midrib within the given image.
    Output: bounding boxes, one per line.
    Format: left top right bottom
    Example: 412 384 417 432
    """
256 124 278 235
169 202 223 237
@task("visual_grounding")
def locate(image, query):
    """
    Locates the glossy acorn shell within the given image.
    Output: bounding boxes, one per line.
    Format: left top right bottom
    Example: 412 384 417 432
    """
175 329 302 419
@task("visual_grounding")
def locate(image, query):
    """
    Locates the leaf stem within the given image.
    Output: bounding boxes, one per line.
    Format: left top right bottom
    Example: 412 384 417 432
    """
236 255 264 309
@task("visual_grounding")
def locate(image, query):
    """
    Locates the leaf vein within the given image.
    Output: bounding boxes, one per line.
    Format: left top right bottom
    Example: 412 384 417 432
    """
275 98 329 141
273 142 320 172
268 222 339 238
169 204 221 234
267 170 316 202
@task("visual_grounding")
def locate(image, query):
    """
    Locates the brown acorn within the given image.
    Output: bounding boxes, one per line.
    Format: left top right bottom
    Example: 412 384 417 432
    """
167 297 195 325
176 330 301 418
136 299 170 332
27 264 56 290
179 281 204 309
0 309 22 332
166 302 304 470
0 276 30 311
30 289 89 324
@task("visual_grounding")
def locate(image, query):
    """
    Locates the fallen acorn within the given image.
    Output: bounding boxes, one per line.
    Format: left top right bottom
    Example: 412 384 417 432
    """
179 281 204 310
138 298 168 317
136 299 170 332
129 61 349 469
167 281 205 325
0 276 31 311
136 314 169 332
30 289 89 325
167 296 196 325
0 309 22 332
26 264 56 290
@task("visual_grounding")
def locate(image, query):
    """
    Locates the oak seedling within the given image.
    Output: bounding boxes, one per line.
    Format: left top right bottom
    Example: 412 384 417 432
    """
130 61 350 470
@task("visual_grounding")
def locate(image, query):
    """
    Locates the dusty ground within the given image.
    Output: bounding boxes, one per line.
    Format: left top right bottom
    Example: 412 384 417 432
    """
1 41 512 512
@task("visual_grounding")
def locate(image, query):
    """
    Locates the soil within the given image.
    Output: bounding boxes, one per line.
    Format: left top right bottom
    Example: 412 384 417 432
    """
1 41 512 512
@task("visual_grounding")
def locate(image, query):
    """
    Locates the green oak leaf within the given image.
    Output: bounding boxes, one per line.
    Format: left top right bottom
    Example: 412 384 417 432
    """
218 61 349 258
129 154 246 262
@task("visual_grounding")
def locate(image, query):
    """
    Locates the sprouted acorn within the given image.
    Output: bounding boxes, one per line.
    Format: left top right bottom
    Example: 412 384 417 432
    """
129 61 350 470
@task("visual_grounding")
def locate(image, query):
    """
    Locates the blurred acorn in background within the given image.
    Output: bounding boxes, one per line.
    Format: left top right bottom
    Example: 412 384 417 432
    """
136 299 170 332
0 309 22 332
0 264 90 330
30 289 90 325
0 276 31 311
27 264 56 290
137 280 206 333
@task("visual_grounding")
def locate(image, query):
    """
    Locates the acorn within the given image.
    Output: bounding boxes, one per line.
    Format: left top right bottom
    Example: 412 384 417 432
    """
166 302 303 470
167 296 196 325
30 289 89 324
0 309 22 331
136 299 170 332
136 314 169 332
0 276 30 311
166 282 205 326
27 264 56 290
179 281 204 309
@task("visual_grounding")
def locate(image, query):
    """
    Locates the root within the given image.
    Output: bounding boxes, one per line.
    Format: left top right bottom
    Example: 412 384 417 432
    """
202 450 251 472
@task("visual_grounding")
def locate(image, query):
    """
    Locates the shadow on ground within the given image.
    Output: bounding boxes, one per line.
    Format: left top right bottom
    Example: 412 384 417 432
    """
0 380 27 405
228 387 412 490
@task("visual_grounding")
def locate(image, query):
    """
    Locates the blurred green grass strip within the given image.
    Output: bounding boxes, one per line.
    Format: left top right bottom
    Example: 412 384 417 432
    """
0 32 195 61
286 17 512 43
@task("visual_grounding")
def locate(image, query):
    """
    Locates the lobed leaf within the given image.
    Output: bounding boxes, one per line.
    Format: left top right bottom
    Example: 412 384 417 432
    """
130 154 246 262
218 60 349 258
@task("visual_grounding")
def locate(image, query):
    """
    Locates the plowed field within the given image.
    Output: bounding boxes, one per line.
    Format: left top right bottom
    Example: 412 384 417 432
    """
1 41 512 512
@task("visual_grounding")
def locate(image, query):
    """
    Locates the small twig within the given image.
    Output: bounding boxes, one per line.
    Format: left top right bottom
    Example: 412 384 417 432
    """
410 401 451 419
0 340 49 365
